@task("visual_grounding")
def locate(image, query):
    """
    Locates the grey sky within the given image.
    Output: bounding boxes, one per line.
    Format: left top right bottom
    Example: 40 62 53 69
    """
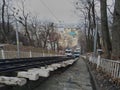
13 0 114 25
14 0 79 24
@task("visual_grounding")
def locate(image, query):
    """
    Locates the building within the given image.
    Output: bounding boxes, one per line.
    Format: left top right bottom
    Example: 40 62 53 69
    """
57 27 79 49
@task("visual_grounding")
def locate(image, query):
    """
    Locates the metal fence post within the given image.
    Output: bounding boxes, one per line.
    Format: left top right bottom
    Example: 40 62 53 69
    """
1 49 5 59
30 51 32 58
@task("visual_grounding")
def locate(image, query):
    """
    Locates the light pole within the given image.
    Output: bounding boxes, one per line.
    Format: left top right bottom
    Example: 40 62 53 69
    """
16 21 20 58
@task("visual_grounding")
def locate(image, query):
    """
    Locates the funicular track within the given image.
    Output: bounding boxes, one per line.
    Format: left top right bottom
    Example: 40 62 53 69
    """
0 56 73 73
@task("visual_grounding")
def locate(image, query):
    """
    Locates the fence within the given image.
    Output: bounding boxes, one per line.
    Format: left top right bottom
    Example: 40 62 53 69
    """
88 55 120 79
0 50 59 59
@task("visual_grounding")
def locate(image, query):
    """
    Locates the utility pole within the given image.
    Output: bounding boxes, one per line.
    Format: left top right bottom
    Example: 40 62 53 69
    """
16 21 20 58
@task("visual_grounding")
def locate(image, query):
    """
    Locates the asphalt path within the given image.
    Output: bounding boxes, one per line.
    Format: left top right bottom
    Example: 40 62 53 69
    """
35 58 93 90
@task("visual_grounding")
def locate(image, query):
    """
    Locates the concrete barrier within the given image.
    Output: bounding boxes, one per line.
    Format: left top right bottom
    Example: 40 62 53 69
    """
51 63 61 69
17 71 39 81
28 68 50 77
45 66 54 71
0 76 26 86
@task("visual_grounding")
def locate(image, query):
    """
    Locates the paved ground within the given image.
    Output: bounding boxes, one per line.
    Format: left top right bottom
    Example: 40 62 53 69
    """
35 58 93 90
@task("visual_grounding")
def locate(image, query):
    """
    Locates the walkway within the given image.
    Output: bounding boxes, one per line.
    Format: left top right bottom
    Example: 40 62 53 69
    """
35 58 93 90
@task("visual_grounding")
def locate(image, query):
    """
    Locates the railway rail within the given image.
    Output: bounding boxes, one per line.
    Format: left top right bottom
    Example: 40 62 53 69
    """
0 56 73 73
0 56 77 86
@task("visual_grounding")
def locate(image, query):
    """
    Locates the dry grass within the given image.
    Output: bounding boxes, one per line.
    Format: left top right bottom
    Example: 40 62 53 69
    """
3 44 56 54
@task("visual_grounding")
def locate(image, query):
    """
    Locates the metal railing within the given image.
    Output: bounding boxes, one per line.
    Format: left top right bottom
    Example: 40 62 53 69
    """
88 55 120 79
0 50 59 59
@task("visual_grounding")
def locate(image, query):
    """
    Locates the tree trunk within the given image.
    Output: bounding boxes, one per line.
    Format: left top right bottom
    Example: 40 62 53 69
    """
25 18 33 46
112 0 120 59
92 0 96 28
43 40 47 49
50 42 53 50
100 0 112 58
2 0 8 42
87 5 92 52
97 32 101 49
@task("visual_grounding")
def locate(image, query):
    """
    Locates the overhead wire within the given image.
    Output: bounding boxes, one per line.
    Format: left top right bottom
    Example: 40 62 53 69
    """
40 0 60 23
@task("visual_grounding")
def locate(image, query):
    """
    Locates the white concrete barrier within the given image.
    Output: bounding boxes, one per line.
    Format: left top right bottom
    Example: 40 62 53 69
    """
61 62 67 67
17 71 39 81
68 60 75 65
28 68 50 77
47 65 57 70
51 63 61 69
61 60 75 66
46 66 54 71
0 76 26 86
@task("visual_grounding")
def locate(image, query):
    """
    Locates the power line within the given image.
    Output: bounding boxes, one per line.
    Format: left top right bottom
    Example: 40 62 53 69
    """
40 0 60 22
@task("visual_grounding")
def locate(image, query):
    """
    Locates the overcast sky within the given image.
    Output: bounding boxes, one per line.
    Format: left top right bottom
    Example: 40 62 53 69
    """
13 0 78 24
12 0 114 25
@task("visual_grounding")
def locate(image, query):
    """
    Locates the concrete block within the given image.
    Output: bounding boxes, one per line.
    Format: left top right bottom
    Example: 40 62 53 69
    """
46 67 54 71
65 60 75 65
50 64 58 70
28 68 50 77
68 60 74 65
47 65 57 70
61 62 68 67
17 71 39 81
51 63 61 68
0 76 26 86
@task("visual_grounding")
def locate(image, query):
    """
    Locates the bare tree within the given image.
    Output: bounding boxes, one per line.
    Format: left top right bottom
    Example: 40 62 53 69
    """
29 16 42 47
48 23 58 51
38 21 53 49
1 0 8 42
100 0 112 58
0 0 15 43
13 0 32 45
75 0 97 52
112 0 120 59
